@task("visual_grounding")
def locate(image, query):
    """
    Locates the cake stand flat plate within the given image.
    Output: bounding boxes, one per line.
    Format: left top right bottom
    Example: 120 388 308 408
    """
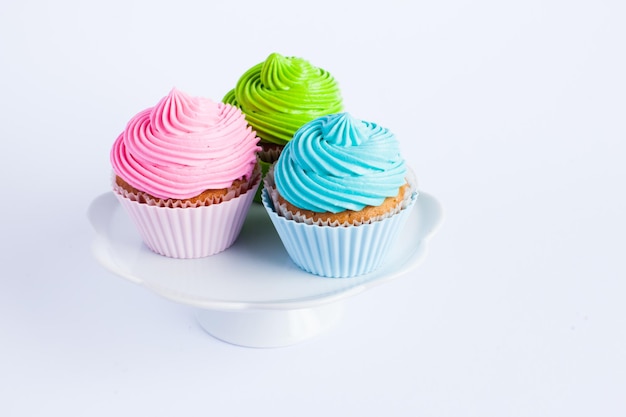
88 191 443 311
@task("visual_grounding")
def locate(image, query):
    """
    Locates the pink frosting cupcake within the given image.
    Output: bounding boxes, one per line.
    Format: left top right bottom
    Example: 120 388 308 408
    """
110 88 261 258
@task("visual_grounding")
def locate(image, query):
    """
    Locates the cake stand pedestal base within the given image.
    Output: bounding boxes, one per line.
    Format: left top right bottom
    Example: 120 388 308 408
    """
195 302 344 348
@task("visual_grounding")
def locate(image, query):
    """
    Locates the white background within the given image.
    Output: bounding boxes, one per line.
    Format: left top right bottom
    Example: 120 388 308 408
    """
1 0 625 416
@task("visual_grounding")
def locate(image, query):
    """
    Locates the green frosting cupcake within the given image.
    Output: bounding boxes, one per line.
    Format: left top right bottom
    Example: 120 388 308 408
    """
223 52 344 148
224 52 344 202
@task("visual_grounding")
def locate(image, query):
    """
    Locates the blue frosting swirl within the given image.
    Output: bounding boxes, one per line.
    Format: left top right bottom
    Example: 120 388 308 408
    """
274 112 406 213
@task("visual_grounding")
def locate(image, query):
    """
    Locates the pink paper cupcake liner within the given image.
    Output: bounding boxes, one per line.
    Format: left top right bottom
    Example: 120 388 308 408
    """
114 169 260 259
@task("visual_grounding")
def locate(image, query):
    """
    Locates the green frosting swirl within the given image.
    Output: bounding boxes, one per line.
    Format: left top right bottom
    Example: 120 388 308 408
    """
223 53 343 146
274 113 407 213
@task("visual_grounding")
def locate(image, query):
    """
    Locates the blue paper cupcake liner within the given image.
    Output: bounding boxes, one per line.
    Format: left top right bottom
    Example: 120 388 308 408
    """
261 179 418 278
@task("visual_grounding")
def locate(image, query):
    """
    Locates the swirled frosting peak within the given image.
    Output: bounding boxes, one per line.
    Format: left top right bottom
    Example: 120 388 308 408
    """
274 113 407 213
111 88 260 200
223 52 343 145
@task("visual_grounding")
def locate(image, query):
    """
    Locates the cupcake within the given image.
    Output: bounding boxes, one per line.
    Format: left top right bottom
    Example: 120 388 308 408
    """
223 52 343 200
110 88 261 258
262 112 418 278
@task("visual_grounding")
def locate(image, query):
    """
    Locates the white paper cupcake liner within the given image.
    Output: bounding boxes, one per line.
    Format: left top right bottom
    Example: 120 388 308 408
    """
261 168 418 278
114 169 260 259
258 145 284 165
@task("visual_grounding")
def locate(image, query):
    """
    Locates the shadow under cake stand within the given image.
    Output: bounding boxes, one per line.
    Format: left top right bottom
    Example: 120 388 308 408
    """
87 191 443 348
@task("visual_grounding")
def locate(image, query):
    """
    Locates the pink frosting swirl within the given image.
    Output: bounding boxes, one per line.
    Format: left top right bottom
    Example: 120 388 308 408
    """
111 88 261 199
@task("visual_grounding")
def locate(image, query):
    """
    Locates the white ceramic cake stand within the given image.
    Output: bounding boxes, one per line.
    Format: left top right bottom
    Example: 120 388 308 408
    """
87 191 443 348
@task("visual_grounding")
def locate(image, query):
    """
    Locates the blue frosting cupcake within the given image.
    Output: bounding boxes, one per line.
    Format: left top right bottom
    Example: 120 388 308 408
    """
262 112 418 277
